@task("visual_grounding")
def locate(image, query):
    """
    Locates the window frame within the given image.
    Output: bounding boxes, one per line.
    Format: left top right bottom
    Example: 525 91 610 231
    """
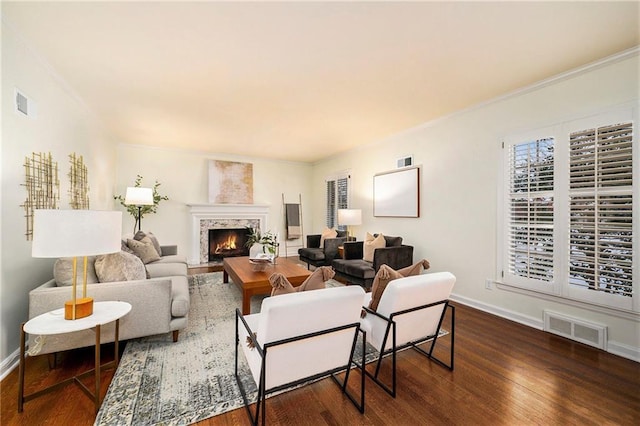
498 107 638 314
325 171 351 230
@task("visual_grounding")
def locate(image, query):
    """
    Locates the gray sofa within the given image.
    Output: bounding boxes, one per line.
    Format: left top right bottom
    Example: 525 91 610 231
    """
28 245 189 356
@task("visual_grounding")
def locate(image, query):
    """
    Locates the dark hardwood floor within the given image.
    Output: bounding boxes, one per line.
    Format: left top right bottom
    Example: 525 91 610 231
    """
2 302 639 425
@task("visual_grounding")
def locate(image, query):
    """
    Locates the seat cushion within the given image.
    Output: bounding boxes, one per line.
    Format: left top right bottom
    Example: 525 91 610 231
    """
298 247 325 261
332 259 375 279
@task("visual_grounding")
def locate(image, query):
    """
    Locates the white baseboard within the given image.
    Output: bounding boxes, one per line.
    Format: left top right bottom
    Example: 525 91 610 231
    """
450 293 543 330
1 348 20 381
450 292 640 363
607 341 640 362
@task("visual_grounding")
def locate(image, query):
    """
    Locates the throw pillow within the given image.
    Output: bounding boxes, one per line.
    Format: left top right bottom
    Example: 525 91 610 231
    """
53 256 99 287
363 232 385 262
297 266 335 292
319 227 338 248
269 266 334 296
127 238 161 264
134 230 162 256
367 259 431 312
121 239 135 255
94 251 146 282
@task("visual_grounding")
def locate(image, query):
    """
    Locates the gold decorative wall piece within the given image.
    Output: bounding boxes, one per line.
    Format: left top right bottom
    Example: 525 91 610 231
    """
68 153 89 209
21 152 60 240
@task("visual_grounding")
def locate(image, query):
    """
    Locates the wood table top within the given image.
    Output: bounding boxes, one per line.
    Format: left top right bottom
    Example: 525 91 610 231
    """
223 256 311 287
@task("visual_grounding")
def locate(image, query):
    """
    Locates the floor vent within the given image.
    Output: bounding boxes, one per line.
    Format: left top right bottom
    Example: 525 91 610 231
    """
543 311 607 350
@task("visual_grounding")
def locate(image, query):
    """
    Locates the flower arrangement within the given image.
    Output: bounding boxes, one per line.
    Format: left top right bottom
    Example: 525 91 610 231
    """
245 227 279 255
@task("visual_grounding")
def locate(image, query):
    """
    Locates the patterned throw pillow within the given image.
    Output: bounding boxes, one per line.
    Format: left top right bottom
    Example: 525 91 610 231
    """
127 238 161 264
134 230 162 256
363 232 386 262
53 256 99 287
368 259 431 312
94 251 146 282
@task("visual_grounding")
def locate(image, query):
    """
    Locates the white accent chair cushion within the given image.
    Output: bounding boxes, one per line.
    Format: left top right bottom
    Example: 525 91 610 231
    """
238 285 365 391
361 272 455 352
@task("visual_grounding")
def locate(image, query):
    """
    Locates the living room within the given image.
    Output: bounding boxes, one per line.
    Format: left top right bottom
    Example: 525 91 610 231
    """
1 2 639 424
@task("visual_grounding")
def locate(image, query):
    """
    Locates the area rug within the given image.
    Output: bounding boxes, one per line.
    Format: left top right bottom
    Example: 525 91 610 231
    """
94 273 375 425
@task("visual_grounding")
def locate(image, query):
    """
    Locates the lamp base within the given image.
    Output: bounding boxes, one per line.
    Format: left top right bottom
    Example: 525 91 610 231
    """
64 297 94 320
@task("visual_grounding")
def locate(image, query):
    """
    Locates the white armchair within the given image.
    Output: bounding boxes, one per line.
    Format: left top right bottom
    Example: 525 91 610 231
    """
360 271 456 397
235 285 366 425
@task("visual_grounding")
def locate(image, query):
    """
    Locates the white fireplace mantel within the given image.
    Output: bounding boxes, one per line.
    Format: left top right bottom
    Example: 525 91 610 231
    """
187 204 270 265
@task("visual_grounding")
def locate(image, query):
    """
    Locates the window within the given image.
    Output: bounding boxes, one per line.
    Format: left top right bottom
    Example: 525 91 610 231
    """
507 137 555 284
501 110 637 312
568 123 634 299
326 173 349 229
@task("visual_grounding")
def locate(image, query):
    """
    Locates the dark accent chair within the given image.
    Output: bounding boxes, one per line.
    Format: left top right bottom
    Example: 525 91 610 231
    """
298 230 348 269
332 235 413 289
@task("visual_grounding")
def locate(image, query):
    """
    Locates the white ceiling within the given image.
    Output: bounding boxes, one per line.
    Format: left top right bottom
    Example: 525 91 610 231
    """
3 1 639 163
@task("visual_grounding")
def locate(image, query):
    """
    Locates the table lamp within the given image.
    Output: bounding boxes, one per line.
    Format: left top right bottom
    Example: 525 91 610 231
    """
124 187 154 232
32 209 122 320
337 208 362 241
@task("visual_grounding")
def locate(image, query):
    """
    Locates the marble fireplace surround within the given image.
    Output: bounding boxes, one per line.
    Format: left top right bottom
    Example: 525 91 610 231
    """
188 204 269 265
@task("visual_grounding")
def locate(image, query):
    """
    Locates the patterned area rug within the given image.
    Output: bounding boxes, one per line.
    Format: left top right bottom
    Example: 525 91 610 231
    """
94 273 374 425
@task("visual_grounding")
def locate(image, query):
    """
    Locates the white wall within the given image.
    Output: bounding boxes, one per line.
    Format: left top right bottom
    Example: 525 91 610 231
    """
114 144 313 259
312 52 640 359
1 23 117 367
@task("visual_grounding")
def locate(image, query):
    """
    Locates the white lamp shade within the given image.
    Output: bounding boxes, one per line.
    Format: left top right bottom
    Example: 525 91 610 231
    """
337 209 362 226
32 210 122 258
124 187 154 206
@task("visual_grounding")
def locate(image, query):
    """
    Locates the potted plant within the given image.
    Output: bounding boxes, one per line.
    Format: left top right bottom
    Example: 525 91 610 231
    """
245 227 279 260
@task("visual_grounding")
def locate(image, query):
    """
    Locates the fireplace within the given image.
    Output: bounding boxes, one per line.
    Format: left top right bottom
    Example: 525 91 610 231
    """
188 203 270 265
208 228 250 261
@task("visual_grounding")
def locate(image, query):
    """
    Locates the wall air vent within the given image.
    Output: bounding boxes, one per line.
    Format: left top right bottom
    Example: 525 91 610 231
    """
15 89 36 117
543 310 607 350
396 155 413 168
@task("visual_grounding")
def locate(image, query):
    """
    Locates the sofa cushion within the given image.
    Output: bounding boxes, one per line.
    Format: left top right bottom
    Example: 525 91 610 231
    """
146 261 188 278
148 254 187 265
363 233 386 262
298 247 325 261
127 238 161 264
319 227 338 248
332 259 376 280
134 230 162 256
368 259 431 312
95 251 146 282
54 256 99 287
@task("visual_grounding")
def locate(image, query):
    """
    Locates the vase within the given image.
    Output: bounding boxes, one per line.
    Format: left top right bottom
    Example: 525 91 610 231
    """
249 243 266 259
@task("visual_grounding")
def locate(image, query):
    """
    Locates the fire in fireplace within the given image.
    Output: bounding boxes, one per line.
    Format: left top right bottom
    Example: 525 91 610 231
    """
208 228 250 261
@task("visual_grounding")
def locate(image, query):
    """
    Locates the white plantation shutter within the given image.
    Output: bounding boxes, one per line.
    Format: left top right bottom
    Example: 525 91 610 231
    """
325 175 349 229
501 111 637 313
507 137 555 284
326 180 336 228
569 122 633 298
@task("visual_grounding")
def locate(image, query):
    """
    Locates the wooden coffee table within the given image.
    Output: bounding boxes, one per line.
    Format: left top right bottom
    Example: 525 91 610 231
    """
223 256 312 315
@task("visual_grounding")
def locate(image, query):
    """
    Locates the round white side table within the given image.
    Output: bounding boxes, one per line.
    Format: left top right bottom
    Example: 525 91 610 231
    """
18 301 132 413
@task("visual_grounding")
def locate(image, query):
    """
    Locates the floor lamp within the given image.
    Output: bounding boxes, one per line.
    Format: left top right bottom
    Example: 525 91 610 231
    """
125 187 154 232
337 208 362 241
32 209 122 320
